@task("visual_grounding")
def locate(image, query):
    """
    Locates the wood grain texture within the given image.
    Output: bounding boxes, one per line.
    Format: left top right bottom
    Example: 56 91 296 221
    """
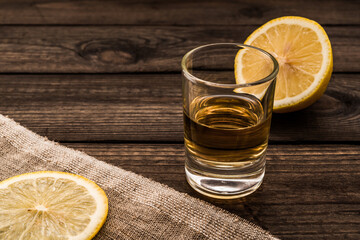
0 0 359 26
1 73 359 142
0 26 358 73
1 0 358 239
62 142 360 240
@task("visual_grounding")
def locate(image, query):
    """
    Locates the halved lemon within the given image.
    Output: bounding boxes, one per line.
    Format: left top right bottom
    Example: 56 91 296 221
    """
0 171 108 239
236 16 333 113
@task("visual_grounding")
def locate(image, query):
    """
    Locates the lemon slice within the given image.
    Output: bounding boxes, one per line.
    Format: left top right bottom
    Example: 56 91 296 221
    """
236 16 333 113
0 171 108 240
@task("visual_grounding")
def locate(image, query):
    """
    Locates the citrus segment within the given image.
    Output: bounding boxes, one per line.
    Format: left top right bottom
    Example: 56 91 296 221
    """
234 47 274 99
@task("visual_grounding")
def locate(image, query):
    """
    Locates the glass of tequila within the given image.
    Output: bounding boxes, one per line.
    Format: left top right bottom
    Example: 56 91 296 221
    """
182 43 278 199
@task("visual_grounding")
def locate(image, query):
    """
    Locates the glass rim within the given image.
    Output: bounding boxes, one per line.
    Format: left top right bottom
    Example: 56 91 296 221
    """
181 43 279 88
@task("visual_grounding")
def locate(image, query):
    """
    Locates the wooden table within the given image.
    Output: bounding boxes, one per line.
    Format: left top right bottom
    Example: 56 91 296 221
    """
1 1 359 239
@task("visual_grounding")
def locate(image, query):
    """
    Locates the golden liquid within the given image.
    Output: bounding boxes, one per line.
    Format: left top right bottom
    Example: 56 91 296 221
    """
184 95 271 167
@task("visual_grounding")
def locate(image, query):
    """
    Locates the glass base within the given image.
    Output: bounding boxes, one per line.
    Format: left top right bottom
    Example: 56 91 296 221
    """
185 166 264 199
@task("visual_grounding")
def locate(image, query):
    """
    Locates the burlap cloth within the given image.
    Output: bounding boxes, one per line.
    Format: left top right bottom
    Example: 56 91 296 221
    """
0 114 279 240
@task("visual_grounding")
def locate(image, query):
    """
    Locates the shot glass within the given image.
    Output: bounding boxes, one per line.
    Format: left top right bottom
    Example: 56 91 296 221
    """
182 43 278 199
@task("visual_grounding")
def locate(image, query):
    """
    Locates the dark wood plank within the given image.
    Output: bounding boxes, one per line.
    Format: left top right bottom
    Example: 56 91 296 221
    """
1 73 359 142
0 0 358 26
0 26 358 73
62 142 360 240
